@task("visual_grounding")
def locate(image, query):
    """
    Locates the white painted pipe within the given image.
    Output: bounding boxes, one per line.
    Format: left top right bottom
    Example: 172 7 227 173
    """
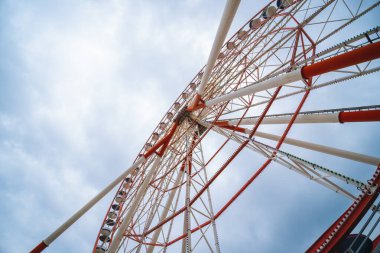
253 130 380 166
43 156 146 246
146 170 184 253
227 112 340 125
107 156 162 253
289 153 376 193
197 0 241 96
205 69 303 107
195 120 380 166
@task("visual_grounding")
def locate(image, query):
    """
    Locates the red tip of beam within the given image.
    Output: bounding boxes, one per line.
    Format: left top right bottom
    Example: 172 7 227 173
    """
301 42 380 79
187 94 205 112
30 241 48 253
338 110 380 123
373 234 380 250
153 123 178 157
306 165 380 252
219 125 246 133
192 94 202 108
214 121 229 127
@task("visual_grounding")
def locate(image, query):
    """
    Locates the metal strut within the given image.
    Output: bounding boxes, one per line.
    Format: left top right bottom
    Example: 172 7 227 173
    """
307 165 380 253
214 105 380 125
188 41 380 110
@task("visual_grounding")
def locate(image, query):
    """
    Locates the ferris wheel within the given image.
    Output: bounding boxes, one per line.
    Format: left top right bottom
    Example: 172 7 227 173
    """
30 0 380 252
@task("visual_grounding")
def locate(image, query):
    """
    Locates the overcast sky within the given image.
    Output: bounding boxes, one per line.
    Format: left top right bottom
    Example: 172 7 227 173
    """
0 1 379 252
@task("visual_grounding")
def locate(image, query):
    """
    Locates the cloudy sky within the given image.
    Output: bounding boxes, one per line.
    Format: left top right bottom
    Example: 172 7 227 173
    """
0 0 379 252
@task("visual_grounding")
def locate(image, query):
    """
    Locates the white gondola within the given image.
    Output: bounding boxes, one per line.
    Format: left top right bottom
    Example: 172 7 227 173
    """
237 30 248 40
174 102 181 110
152 132 159 141
181 92 188 99
227 42 236 50
95 246 106 253
159 122 166 130
249 18 261 29
277 0 292 9
111 204 120 211
115 196 126 203
123 177 132 188
99 235 110 242
189 82 197 90
123 181 131 189
217 52 225 59
107 211 117 220
145 143 152 151
100 227 112 236
262 6 277 19
106 219 115 226
167 112 174 120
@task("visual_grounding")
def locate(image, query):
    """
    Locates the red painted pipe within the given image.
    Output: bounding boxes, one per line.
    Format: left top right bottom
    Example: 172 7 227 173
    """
144 123 178 158
187 94 204 112
213 120 229 126
220 125 246 133
302 41 380 79
372 234 380 252
30 241 48 253
339 110 380 123
307 165 380 252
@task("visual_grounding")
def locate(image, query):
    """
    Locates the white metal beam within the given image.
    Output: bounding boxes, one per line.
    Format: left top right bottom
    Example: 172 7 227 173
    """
196 0 241 97
195 119 380 166
253 131 380 166
212 122 359 201
205 69 303 107
225 112 340 125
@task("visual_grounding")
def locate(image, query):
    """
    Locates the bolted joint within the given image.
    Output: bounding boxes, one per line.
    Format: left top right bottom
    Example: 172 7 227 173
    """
196 123 208 136
174 106 191 125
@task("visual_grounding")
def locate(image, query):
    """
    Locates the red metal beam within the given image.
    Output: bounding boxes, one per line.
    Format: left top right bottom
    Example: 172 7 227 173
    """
145 123 178 158
142 140 249 237
187 94 205 112
30 242 48 253
219 125 246 133
165 89 310 247
214 108 380 126
339 110 380 123
301 42 380 79
214 90 310 219
306 165 380 253
373 234 380 250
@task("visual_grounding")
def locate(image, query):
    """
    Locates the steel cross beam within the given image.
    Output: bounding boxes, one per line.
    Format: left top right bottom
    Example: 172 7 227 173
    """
251 139 376 194
209 119 380 253
213 123 380 166
188 0 241 111
211 124 359 201
188 41 380 110
307 165 380 253
214 106 380 125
